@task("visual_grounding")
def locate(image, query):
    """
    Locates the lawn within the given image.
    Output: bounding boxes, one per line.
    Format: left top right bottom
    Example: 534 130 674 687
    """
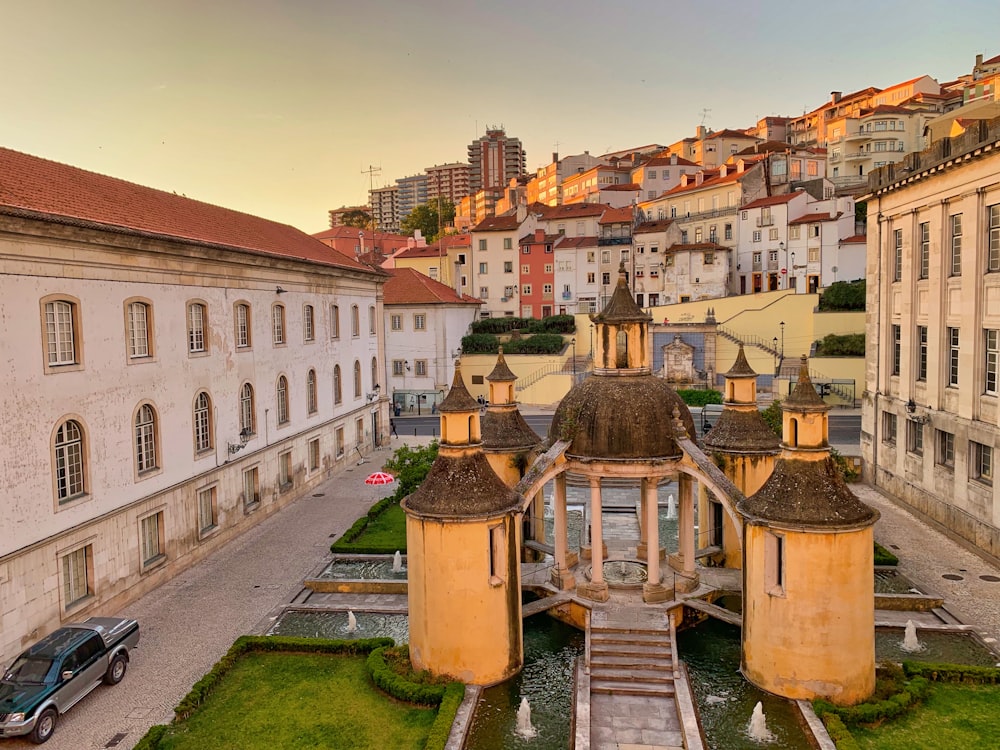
332 501 407 553
158 651 436 750
850 682 1000 749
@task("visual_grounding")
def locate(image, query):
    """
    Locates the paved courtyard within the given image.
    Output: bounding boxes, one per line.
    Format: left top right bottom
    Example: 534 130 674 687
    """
5 434 1000 749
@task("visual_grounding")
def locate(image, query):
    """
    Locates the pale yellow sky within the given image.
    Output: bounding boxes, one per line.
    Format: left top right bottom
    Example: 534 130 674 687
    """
1 0 996 232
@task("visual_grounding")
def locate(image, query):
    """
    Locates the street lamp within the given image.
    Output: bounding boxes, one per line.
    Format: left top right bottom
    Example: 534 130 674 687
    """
780 321 785 358
772 337 778 372
779 241 787 288
571 337 577 378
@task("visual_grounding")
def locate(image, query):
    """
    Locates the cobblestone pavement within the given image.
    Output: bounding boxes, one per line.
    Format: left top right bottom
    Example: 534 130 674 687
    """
3 440 417 750
858 483 1000 649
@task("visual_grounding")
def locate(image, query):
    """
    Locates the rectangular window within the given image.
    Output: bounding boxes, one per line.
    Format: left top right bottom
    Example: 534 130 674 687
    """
522 284 532 296
393 360 405 376
917 325 928 381
335 427 345 458
907 421 923 455
891 324 901 376
950 214 962 276
188 303 206 353
140 511 164 566
479 239 487 251
61 545 92 609
308 438 320 472
351 305 360 337
279 450 293 490
522 246 530 254
769 228 779 241
601 250 610 264
369 306 376 336
882 412 897 445
355 417 365 448
587 272 595 283
664 256 674 267
703 252 714 265
768 250 778 262
753 252 762 264
918 222 929 279
752 230 761 242
197 486 217 535
243 466 260 510
479 286 489 298
764 531 784 595
504 261 513 273
44 300 78 366
724 223 733 241
790 226 801 240
948 327 960 387
414 314 426 330
128 302 150 358
808 247 820 263
391 314 402 331
272 305 285 344
503 238 512 250
415 360 427 376
986 329 999 395
989 205 1000 272
695 228 703 243
893 229 903 281
479 262 488 274
489 524 506 584
971 441 993 485
543 284 553 294
331 305 340 338
937 430 955 468
602 273 611 284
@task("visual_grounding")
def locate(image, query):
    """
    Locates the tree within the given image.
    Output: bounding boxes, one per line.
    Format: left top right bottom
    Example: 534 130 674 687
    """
400 199 456 242
341 209 373 229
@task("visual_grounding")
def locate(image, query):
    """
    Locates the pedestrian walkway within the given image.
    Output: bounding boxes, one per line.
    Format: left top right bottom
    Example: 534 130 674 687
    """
3 436 424 750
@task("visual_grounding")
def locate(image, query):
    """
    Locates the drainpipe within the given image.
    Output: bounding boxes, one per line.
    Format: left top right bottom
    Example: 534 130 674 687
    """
872 196 882 487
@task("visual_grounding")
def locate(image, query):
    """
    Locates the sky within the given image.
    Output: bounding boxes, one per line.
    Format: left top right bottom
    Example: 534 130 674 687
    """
2 0 999 233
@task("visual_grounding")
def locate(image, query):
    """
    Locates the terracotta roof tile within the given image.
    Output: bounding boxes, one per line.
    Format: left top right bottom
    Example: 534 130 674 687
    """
788 212 841 224
601 183 641 191
598 206 634 224
0 147 370 272
841 234 867 243
538 203 608 219
704 128 759 140
634 219 675 233
661 169 744 197
740 193 801 210
555 235 599 249
638 155 700 167
472 214 521 231
383 267 481 306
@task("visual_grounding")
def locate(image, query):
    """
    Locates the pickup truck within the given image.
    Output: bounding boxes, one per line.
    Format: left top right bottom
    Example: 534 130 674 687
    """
0 617 139 744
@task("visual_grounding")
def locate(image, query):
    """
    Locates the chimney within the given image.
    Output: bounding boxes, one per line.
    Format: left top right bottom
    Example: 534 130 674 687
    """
671 153 678 165
552 152 558 163
976 53 984 68
695 172 704 186
696 125 706 139
534 228 545 242
831 91 842 104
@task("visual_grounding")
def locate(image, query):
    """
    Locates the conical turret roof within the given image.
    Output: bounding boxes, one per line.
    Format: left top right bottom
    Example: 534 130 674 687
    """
724 344 757 378
437 362 479 413
486 347 517 382
591 261 652 324
784 356 826 410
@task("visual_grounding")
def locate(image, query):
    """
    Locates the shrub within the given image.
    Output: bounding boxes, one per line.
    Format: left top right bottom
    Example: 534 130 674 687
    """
815 333 865 357
469 314 575 335
820 713 860 750
526 314 576 334
366 647 448 706
874 542 899 566
818 280 866 311
814 666 930 727
174 636 393 721
676 389 723 407
903 661 1000 684
761 399 783 436
383 442 439 498
460 332 501 353
830 447 860 482
424 682 466 750
132 724 169 750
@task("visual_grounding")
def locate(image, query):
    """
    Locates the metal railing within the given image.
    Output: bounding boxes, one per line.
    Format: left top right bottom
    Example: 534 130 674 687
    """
717 325 780 357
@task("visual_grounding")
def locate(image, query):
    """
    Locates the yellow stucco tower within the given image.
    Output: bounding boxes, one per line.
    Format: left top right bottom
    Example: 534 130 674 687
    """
701 344 780 567
738 357 879 704
481 347 542 486
402 363 525 685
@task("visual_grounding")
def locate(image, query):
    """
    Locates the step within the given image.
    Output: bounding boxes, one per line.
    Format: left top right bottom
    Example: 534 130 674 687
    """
589 654 674 669
590 679 676 697
590 640 672 654
591 629 671 643
590 666 674 683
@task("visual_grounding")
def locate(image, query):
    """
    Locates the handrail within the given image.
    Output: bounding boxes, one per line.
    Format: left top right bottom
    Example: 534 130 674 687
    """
717 325 780 357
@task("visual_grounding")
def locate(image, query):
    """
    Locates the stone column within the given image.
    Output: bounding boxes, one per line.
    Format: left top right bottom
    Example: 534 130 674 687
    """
578 475 609 601
676 473 699 592
550 473 575 590
643 477 671 602
637 478 648 556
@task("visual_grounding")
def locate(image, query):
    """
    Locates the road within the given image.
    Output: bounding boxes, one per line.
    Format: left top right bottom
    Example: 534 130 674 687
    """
394 411 863 449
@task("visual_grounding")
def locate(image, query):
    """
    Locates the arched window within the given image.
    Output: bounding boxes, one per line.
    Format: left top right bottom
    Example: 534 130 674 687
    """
127 301 152 359
276 375 289 425
307 369 317 414
240 383 256 435
187 302 207 354
54 419 85 501
371 357 378 393
334 365 342 404
194 391 213 452
135 404 158 473
331 305 340 339
43 298 80 367
353 360 362 398
616 329 628 367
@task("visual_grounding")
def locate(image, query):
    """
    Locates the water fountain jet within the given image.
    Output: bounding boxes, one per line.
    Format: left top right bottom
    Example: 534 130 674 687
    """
901 619 923 653
346 610 358 633
747 701 773 742
515 697 537 739
392 550 403 573
666 494 677 520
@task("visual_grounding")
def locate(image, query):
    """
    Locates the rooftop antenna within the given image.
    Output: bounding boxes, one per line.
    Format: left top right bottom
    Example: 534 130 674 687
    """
699 108 712 126
361 164 381 253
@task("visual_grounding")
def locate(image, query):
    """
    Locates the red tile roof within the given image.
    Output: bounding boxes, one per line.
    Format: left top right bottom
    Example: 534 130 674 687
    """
312 226 408 242
538 203 607 219
704 129 759 140
661 168 745 197
519 232 562 244
602 183 641 191
599 206 634 224
741 193 802 210
863 104 917 116
554 235 599 249
840 234 867 243
984 53 1000 66
640 154 700 167
666 242 727 252
0 147 371 272
789 211 842 224
635 219 675 233
472 213 522 231
383 267 481 306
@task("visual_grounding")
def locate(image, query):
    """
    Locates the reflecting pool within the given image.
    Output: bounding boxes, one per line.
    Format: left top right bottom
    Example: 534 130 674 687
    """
268 609 410 642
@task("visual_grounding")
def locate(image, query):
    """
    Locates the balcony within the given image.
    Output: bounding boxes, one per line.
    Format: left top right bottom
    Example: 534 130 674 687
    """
844 152 871 161
845 131 872 142
598 236 632 246
756 216 774 227
562 291 572 300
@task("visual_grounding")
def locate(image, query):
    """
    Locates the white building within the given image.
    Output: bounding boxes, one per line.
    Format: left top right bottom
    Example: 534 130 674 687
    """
470 210 535 318
384 268 480 414
0 146 387 663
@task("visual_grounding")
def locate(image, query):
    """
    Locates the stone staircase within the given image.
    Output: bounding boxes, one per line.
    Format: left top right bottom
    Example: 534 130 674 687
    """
589 626 677 697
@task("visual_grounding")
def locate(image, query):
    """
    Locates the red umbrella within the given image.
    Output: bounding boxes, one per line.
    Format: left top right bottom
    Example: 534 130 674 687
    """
364 471 395 486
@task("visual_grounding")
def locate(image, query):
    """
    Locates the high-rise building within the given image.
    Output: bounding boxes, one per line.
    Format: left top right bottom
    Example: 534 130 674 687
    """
426 162 471 205
396 174 429 222
328 204 370 228
468 128 526 194
370 185 400 232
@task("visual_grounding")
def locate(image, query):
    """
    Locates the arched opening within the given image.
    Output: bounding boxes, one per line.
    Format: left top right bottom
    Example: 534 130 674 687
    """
616 328 628 368
789 417 799 447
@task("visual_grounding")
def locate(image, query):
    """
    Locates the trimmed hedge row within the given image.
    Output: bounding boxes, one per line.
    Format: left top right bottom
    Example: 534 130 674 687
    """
424 682 466 750
820 713 859 750
814 675 930 727
470 315 575 335
675 389 723 407
460 332 568 355
814 333 865 357
332 494 399 550
132 724 169 750
874 542 899 566
903 661 1000 684
366 646 449 706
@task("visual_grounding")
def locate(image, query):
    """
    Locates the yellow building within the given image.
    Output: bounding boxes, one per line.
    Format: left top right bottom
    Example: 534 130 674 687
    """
739 358 878 704
702 345 780 567
402 365 524 685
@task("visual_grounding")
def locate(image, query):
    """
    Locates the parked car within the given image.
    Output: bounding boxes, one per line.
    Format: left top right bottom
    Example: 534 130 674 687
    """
0 617 139 744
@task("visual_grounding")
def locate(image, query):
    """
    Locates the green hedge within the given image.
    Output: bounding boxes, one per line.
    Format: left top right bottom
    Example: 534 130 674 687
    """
818 280 866 311
903 661 1000 684
675 389 723 407
874 542 899 566
814 333 865 357
460 332 568 355
814 672 930 727
366 647 449 706
174 636 393 721
470 315 575 335
132 724 169 750
332 494 398 550
820 713 860 750
424 682 466 750
460 332 501 353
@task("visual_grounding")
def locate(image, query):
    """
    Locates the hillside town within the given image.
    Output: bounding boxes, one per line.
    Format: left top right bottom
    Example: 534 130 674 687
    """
3 37 1000 750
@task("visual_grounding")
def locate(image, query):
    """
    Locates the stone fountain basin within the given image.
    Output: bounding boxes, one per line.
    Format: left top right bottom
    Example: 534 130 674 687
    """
268 608 410 642
874 626 1000 666
305 554 408 594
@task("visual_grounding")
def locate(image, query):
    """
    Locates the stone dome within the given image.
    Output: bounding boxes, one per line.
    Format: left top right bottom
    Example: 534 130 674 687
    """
548 375 696 460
